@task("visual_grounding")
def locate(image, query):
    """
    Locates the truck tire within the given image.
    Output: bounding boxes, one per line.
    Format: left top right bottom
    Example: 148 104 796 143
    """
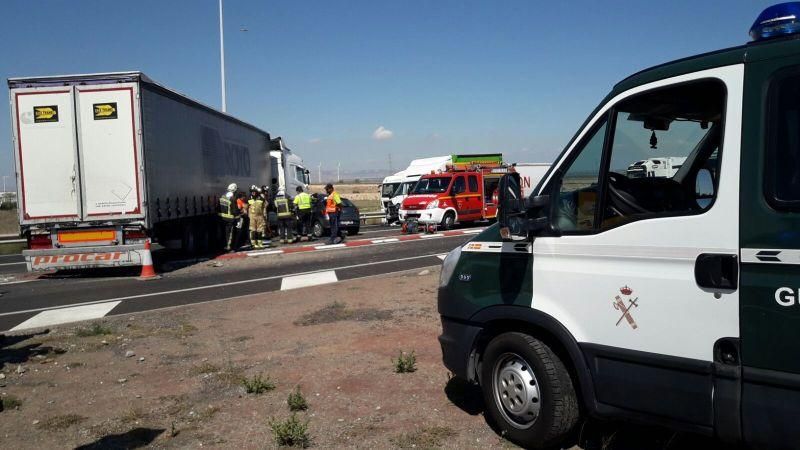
480 332 580 449
441 211 455 230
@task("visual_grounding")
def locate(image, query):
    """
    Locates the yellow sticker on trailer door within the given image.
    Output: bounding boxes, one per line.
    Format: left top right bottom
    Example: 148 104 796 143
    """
33 105 59 123
93 103 118 120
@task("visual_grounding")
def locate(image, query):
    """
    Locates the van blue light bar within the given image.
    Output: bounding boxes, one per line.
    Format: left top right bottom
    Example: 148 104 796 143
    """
751 2 800 41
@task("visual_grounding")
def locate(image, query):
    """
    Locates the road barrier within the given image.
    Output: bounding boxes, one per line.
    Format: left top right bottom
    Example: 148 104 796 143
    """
359 211 385 225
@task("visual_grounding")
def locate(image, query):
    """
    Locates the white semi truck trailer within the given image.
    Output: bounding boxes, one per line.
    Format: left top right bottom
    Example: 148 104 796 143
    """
8 72 272 271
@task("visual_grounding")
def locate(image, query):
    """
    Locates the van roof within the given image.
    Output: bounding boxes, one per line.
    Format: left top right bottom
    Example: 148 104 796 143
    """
613 36 800 94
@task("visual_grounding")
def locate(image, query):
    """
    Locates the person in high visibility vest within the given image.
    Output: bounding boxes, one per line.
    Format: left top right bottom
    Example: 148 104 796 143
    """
293 186 314 241
325 183 344 245
218 183 241 252
275 191 295 244
247 188 269 249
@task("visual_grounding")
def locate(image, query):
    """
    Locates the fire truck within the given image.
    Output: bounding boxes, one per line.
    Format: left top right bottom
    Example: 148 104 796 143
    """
398 154 503 230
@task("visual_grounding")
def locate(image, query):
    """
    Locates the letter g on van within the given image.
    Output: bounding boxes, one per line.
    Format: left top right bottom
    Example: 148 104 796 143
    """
775 287 796 306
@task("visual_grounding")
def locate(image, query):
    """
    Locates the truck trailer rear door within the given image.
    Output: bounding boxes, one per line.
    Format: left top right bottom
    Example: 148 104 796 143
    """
12 88 82 222
75 84 142 219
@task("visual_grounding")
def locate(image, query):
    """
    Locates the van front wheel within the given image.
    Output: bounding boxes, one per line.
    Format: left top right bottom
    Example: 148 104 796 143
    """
480 332 580 449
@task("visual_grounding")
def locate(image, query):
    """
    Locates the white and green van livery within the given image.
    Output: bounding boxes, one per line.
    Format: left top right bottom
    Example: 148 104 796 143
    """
438 4 800 449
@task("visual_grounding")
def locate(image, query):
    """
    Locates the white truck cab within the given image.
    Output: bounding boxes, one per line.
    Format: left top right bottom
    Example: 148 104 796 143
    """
269 137 309 196
626 156 686 179
438 4 800 449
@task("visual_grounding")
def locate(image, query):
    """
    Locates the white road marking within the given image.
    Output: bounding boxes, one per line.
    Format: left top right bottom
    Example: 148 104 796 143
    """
0 261 26 267
461 229 484 234
420 233 445 239
280 270 338 291
248 250 284 256
371 238 399 244
314 244 346 250
437 254 447 260
11 301 121 331
0 279 36 286
0 253 449 318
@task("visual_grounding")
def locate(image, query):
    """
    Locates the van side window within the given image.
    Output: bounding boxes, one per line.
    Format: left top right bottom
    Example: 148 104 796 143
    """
468 175 479 192
554 120 607 232
600 79 725 229
765 70 800 209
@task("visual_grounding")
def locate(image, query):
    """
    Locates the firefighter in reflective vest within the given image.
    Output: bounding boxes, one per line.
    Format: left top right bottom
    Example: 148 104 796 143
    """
247 188 269 249
219 183 241 252
293 186 314 241
325 183 344 245
275 190 295 244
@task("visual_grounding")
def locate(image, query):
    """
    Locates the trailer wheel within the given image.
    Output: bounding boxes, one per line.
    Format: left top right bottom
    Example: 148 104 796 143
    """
481 332 580 449
441 211 455 230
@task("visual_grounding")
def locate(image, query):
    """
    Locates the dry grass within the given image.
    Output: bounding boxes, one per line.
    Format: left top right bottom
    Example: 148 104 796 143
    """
37 414 87 431
293 301 393 326
0 209 18 235
390 426 456 449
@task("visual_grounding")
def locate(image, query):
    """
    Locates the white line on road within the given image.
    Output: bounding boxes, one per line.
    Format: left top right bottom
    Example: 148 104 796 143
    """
11 301 121 331
371 238 399 244
281 270 338 291
437 254 447 260
0 261 25 267
0 252 449 318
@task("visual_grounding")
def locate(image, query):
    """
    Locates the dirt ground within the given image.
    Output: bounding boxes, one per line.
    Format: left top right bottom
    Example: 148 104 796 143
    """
308 184 381 207
0 269 503 449
0 268 727 449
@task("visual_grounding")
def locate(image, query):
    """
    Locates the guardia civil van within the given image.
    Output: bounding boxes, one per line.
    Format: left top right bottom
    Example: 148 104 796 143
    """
438 4 800 448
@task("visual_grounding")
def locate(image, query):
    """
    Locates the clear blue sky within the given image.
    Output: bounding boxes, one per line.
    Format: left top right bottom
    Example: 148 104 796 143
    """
0 0 774 182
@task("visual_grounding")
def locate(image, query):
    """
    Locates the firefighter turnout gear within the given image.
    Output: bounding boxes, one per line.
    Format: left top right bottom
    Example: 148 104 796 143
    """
276 195 295 244
248 194 268 249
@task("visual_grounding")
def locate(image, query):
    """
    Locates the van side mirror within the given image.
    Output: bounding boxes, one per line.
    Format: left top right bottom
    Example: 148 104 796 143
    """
498 173 552 241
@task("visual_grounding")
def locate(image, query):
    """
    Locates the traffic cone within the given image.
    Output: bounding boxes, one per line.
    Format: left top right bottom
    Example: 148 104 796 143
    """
138 239 160 280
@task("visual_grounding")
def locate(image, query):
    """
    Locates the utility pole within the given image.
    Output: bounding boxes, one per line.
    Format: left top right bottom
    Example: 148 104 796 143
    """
218 0 227 112
337 162 341 183
318 163 322 183
388 153 393 173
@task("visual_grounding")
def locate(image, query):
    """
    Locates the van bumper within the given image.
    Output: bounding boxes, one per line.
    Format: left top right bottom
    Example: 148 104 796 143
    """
438 316 482 381
23 244 147 272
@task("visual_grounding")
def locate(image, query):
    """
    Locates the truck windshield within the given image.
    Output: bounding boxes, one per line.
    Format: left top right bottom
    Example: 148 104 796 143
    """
412 177 451 194
381 183 400 197
394 181 416 197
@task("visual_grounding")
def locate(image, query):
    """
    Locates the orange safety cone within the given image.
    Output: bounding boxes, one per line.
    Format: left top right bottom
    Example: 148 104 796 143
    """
138 239 160 280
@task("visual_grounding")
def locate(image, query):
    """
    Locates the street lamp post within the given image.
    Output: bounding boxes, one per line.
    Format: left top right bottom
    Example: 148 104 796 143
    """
219 0 227 113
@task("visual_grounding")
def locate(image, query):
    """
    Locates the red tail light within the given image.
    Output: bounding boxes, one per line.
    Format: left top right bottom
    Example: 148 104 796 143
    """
29 234 52 250
123 229 147 243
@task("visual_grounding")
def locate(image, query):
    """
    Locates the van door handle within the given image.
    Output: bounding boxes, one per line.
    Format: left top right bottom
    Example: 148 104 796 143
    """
695 253 738 290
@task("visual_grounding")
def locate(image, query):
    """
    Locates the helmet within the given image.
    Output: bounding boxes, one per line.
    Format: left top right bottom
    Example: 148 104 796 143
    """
250 184 258 192
227 183 238 192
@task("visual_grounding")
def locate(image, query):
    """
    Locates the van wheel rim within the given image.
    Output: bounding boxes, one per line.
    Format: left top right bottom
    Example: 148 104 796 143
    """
492 352 541 429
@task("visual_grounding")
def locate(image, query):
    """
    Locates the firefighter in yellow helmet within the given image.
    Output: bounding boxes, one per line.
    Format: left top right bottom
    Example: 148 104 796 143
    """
247 187 269 248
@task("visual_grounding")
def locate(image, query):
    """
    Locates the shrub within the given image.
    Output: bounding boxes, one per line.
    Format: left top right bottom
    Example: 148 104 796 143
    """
242 373 275 394
270 414 310 448
393 350 417 373
287 387 308 412
76 322 113 337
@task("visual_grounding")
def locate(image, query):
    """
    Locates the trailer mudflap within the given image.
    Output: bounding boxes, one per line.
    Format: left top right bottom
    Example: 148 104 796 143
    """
23 244 146 271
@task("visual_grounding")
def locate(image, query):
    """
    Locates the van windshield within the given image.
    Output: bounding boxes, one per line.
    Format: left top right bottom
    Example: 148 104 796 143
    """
411 177 451 194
